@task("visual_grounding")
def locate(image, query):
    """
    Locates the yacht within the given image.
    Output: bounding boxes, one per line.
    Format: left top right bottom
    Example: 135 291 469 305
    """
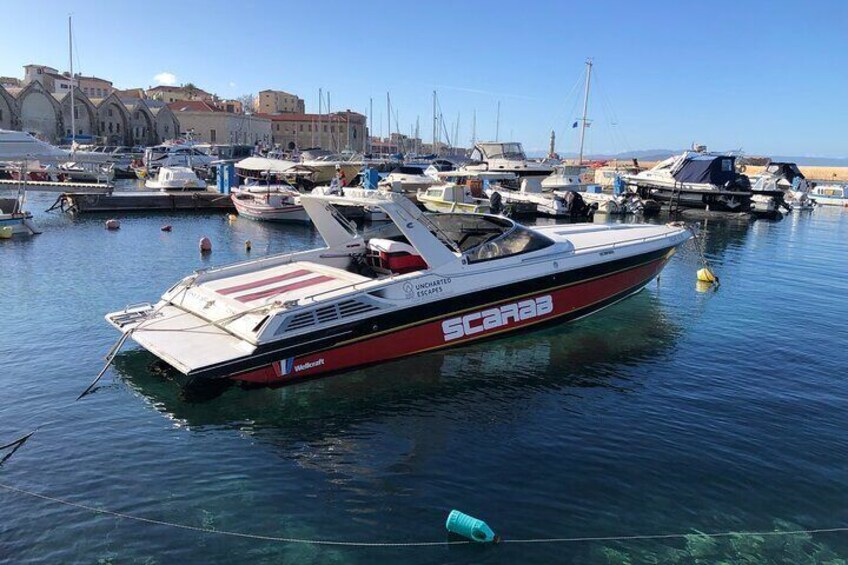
464 142 554 181
105 189 692 385
623 148 753 212
144 166 207 190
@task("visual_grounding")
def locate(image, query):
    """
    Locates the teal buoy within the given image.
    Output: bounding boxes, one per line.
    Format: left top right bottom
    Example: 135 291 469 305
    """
445 510 498 543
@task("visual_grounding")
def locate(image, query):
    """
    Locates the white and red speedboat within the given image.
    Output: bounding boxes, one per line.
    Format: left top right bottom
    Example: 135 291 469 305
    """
106 189 691 386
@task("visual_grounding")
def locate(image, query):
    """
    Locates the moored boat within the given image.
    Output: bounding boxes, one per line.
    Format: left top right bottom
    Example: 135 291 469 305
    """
105 189 692 385
231 184 310 223
145 166 207 191
810 184 848 206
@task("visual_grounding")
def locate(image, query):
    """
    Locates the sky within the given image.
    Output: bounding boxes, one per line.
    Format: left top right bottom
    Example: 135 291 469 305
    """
1 0 846 157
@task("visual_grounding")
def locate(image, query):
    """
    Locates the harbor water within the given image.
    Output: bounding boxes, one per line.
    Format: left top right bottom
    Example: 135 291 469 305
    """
1 192 847 564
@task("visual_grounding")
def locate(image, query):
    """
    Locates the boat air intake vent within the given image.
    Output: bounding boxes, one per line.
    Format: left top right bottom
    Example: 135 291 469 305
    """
280 299 380 334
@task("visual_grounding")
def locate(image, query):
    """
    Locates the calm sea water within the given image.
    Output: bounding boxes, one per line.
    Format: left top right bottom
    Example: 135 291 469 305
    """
1 191 847 564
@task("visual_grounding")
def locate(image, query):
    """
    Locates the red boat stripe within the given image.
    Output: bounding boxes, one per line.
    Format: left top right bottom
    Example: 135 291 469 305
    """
218 269 312 295
236 275 335 303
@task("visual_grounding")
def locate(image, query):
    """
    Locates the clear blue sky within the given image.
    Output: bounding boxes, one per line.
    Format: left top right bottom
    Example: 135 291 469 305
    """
2 0 846 157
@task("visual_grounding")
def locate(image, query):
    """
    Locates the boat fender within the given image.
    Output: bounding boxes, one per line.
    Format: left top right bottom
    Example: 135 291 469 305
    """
697 268 717 284
199 236 212 254
445 510 498 543
105 219 120 230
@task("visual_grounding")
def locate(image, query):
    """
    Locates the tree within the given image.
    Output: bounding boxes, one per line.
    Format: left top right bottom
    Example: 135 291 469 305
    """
236 93 257 114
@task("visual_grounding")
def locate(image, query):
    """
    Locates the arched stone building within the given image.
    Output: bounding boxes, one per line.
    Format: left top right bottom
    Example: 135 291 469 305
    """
16 81 62 141
57 88 98 141
0 86 17 130
94 93 130 145
123 99 157 146
148 102 180 143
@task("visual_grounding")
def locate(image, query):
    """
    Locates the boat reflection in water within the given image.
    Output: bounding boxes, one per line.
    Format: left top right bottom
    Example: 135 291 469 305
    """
112 290 682 438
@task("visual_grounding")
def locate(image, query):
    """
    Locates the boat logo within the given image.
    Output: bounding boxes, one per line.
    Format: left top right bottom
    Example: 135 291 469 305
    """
441 295 554 342
403 282 414 299
280 357 325 376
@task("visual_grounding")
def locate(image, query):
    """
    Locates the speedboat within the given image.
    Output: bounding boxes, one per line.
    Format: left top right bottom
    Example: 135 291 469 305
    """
105 189 692 385
540 165 591 191
810 184 848 206
379 165 438 194
623 148 753 212
425 170 535 215
231 184 310 223
417 180 492 214
748 161 814 210
144 166 207 190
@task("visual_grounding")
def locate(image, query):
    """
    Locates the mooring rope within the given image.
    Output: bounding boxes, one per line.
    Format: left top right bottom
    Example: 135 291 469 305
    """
0 481 846 548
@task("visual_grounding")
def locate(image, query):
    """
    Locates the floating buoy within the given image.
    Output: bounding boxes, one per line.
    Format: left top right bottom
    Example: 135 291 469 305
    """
161 225 172 232
697 267 717 283
227 213 238 222
445 510 498 543
199 236 212 253
105 219 120 230
0 226 13 239
696 280 713 293
244 239 252 252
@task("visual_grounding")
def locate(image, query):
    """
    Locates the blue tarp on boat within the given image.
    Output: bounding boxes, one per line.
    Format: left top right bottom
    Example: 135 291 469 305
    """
672 155 737 185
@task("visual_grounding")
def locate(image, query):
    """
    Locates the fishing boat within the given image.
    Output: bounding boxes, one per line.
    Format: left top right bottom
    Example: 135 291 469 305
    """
231 184 310 223
622 148 754 212
144 166 207 190
105 189 692 385
810 184 848 206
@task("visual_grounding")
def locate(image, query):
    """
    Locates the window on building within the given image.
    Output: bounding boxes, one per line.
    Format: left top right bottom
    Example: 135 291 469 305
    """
299 124 303 132
73 107 79 119
165 125 170 134
108 123 113 133
0 109 3 121
353 129 357 139
323 125 327 133
331 126 335 133
210 129 216 143
117 123 120 133
108 108 113 117
134 112 139 119
276 124 280 131
100 121 105 131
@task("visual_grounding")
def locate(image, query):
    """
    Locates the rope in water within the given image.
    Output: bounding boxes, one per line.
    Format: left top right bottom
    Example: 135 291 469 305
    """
1 481 846 548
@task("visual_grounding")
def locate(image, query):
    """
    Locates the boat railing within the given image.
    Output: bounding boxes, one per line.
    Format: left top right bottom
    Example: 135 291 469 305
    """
573 229 684 254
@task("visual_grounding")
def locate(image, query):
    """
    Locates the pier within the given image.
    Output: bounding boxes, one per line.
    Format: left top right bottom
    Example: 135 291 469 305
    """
56 190 235 213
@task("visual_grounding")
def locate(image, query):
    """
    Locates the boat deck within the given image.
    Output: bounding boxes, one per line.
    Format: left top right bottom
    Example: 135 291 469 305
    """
199 261 370 311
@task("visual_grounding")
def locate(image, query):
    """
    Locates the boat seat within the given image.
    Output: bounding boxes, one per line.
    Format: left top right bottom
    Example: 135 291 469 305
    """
366 238 427 275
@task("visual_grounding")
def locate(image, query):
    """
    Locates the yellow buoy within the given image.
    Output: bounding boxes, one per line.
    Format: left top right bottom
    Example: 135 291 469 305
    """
0 226 13 239
697 267 717 283
695 280 713 293
227 213 238 222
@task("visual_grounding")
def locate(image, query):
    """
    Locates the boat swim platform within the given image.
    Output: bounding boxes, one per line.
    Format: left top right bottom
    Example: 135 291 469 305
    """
0 178 113 193
57 190 235 214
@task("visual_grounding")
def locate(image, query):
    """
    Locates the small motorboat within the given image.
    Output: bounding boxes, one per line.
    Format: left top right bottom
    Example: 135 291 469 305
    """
379 165 438 194
145 166 207 191
810 184 848 207
0 194 38 237
417 183 491 214
231 184 310 223
105 188 692 386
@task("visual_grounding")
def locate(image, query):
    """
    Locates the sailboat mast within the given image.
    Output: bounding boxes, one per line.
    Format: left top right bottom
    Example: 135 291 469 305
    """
386 92 391 154
432 91 437 155
495 101 500 142
69 15 75 146
318 88 322 150
578 59 593 165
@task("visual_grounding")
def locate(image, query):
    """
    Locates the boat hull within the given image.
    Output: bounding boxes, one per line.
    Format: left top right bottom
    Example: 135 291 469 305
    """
232 198 310 223
218 246 676 385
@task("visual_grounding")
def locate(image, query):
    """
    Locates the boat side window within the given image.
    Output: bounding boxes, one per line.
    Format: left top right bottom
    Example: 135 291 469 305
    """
465 225 554 263
469 147 483 161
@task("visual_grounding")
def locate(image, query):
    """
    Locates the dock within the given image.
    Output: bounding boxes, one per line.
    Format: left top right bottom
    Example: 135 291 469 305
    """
57 190 235 214
0 178 113 193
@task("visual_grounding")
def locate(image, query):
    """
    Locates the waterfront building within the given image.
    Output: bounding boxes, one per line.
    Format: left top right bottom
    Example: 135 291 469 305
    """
261 110 367 152
256 90 305 114
168 100 271 145
57 87 98 140
0 76 21 89
144 100 180 143
22 64 113 98
9 80 62 141
122 98 159 146
147 85 214 104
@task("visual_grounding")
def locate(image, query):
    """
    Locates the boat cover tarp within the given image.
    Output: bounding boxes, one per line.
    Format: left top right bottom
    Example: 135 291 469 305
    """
672 155 737 185
768 162 805 182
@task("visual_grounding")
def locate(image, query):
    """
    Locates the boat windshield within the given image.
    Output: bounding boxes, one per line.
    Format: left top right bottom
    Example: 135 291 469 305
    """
478 143 526 160
424 213 554 263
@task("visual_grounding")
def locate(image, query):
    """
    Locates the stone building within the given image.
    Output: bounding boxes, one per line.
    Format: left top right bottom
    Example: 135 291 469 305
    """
256 90 305 114
0 83 182 145
262 111 367 151
23 64 113 98
168 100 271 145
147 85 214 104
